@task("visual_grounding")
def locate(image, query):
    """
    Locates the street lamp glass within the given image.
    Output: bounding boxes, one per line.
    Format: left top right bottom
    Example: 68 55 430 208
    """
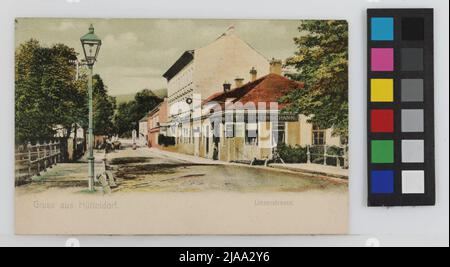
80 24 102 66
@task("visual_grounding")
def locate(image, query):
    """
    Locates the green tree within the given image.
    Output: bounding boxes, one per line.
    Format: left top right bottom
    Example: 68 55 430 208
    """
15 39 84 143
15 39 116 145
92 74 116 136
113 101 135 137
132 89 162 124
281 20 348 138
113 89 162 137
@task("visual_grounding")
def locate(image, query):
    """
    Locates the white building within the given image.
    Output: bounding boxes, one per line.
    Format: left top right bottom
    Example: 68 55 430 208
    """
138 114 149 146
163 26 270 116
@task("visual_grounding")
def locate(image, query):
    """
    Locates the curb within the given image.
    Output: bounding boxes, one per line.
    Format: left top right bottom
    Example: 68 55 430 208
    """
268 165 349 181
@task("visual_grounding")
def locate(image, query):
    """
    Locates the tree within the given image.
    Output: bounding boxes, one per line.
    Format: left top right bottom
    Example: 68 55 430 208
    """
113 102 135 138
92 74 116 136
132 89 162 125
281 20 348 138
15 40 116 145
15 40 84 143
113 89 162 137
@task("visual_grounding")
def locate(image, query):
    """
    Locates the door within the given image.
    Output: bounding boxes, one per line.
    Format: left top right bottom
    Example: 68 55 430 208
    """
205 125 210 157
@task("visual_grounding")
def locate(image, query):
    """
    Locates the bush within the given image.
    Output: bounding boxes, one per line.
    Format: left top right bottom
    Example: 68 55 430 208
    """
277 144 307 164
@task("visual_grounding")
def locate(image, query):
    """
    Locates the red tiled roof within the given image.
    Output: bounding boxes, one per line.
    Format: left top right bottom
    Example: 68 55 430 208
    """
203 91 226 104
205 73 304 110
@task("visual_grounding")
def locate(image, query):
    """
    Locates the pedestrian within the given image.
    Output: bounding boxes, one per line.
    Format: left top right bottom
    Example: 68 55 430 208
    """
213 144 219 161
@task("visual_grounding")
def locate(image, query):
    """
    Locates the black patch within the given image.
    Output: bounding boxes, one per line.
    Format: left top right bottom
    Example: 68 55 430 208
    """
402 17 425 41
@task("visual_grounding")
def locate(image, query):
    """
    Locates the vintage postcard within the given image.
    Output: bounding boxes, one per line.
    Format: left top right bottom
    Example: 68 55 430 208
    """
15 18 349 235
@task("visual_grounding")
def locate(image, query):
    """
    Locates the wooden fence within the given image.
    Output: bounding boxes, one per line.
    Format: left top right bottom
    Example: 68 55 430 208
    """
307 145 349 169
15 141 61 186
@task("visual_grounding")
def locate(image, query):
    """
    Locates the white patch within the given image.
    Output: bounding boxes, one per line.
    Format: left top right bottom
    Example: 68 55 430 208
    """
402 171 425 194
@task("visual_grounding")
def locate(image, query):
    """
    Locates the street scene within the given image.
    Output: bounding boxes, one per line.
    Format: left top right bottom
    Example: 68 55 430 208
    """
14 19 349 234
16 139 347 195
15 19 348 196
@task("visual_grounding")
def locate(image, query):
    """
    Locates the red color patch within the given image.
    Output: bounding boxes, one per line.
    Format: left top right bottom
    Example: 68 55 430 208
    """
371 109 394 133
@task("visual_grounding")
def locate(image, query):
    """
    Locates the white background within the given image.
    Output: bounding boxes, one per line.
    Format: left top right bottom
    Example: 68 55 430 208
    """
0 0 448 247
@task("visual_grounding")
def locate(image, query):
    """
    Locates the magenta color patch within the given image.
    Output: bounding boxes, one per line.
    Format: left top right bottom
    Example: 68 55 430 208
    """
371 48 394 71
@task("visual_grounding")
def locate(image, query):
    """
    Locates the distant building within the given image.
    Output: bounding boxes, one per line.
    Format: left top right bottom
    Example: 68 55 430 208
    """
163 26 270 117
138 114 149 146
147 98 169 148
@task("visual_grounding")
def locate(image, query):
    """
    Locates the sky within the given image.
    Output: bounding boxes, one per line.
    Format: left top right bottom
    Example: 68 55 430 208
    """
15 18 302 96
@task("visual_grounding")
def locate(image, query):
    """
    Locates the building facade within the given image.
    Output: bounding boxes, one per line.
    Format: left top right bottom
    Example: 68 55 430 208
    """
156 27 345 164
163 27 270 117
170 72 342 162
147 98 169 149
138 115 149 146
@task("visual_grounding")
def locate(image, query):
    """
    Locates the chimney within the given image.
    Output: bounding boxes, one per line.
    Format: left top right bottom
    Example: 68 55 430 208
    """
249 67 257 82
223 81 231 93
270 58 283 75
234 78 244 88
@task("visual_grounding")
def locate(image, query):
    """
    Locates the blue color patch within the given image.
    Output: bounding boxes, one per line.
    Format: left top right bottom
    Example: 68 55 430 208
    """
371 170 394 194
371 18 394 41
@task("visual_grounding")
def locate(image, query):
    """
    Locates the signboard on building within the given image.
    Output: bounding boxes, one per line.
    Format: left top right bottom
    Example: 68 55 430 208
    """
278 113 299 122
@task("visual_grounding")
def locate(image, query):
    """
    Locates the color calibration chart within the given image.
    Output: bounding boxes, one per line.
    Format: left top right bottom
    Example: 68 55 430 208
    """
367 9 435 206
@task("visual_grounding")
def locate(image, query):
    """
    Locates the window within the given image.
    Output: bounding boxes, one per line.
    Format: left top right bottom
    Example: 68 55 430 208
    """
246 123 258 145
225 123 234 138
312 126 326 145
183 128 190 144
272 122 286 146
211 119 221 139
235 123 245 138
153 116 159 128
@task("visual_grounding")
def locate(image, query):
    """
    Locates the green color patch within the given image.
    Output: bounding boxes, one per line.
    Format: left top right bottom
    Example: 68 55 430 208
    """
371 140 394 163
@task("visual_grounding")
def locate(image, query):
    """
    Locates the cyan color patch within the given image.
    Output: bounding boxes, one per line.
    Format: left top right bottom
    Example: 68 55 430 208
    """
371 170 394 194
371 18 394 41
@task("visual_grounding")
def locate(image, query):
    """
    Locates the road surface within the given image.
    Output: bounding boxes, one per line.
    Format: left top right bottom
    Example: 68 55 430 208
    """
16 144 347 194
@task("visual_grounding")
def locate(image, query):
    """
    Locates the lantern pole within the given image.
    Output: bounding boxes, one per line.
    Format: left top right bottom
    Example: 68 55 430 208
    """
87 64 95 191
81 24 101 192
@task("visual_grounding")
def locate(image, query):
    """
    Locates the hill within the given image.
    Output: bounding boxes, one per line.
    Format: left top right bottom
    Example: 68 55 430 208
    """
115 88 167 104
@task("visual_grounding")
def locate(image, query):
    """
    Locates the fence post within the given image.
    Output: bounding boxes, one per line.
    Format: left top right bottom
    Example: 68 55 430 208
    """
307 145 311 164
344 145 349 169
53 141 56 164
36 141 41 176
27 142 32 178
48 140 55 168
53 141 57 165
55 141 61 163
53 141 58 165
323 145 327 166
43 142 48 172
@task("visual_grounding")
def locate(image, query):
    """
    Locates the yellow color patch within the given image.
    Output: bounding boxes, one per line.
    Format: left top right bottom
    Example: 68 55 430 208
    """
371 79 394 102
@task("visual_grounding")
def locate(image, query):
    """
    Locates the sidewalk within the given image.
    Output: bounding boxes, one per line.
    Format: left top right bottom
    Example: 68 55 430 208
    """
146 147 348 180
269 163 349 179
145 147 349 179
144 147 228 165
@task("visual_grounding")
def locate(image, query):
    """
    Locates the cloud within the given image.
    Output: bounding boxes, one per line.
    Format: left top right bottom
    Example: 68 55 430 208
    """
52 21 77 31
103 32 144 49
16 18 301 97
